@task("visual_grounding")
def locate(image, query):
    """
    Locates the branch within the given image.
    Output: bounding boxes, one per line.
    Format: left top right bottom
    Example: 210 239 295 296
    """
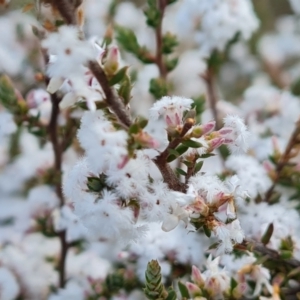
265 118 300 202
88 61 132 128
202 68 221 130
155 0 167 79
51 0 82 26
154 120 194 192
240 239 300 268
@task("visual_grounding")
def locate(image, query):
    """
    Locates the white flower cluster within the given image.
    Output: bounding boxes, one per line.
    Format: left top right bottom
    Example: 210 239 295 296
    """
177 0 259 57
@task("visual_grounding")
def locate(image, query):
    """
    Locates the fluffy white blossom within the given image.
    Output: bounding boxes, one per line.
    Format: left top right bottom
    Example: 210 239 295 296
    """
177 0 259 57
77 110 129 173
0 111 16 139
221 115 250 153
149 96 193 127
0 267 20 300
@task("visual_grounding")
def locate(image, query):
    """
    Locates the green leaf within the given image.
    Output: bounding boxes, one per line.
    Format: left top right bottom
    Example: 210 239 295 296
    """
199 153 215 159
87 177 106 192
166 154 177 163
182 139 203 148
165 289 177 300
129 123 140 134
176 168 187 176
261 223 274 245
288 266 300 278
176 144 189 155
115 26 140 54
118 75 132 105
162 32 178 54
203 225 211 237
149 78 169 99
109 66 128 86
165 57 179 72
194 161 204 174
168 149 180 156
137 117 149 129
230 277 238 291
144 0 161 28
178 281 190 298
182 160 194 168
208 241 220 250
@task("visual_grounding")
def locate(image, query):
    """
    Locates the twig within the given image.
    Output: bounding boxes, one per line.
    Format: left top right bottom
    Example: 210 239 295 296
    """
265 118 300 202
154 120 194 192
202 68 221 130
88 61 132 127
155 0 167 79
240 239 300 268
52 0 81 26
185 157 197 184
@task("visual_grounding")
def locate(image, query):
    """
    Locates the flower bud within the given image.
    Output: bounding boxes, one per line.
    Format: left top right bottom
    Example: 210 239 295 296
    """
186 282 201 297
191 266 205 287
103 45 120 76
208 137 224 150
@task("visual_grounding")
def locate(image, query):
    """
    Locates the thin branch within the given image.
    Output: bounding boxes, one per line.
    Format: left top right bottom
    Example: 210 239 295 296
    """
154 121 194 192
239 239 300 268
202 68 221 130
265 118 300 202
51 0 81 26
155 0 167 79
88 61 132 128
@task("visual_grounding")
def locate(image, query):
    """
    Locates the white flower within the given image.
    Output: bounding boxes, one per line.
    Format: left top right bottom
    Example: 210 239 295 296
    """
202 255 230 296
48 280 85 300
0 111 16 138
221 115 250 153
42 26 94 78
177 0 259 57
0 267 20 300
77 110 129 174
53 206 88 242
161 203 190 232
225 155 272 200
149 96 193 127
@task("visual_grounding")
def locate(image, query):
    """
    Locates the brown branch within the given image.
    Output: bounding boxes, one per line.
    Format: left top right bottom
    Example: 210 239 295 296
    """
240 239 300 268
154 120 194 192
155 0 167 79
51 0 82 26
202 68 221 130
88 61 132 127
185 157 197 184
265 118 300 202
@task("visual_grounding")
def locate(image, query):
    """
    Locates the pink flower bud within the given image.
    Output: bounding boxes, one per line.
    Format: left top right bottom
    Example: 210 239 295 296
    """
26 89 51 108
191 266 205 286
202 121 216 134
117 155 129 169
209 137 224 149
103 45 120 75
186 282 201 296
218 127 234 136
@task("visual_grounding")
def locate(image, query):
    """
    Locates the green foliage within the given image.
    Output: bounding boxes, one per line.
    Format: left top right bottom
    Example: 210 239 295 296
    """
149 78 169 99
0 75 28 116
109 66 129 86
162 32 178 54
87 174 109 193
144 0 161 28
178 281 190 298
144 260 168 300
165 57 178 72
261 223 274 245
115 26 154 64
118 74 132 105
